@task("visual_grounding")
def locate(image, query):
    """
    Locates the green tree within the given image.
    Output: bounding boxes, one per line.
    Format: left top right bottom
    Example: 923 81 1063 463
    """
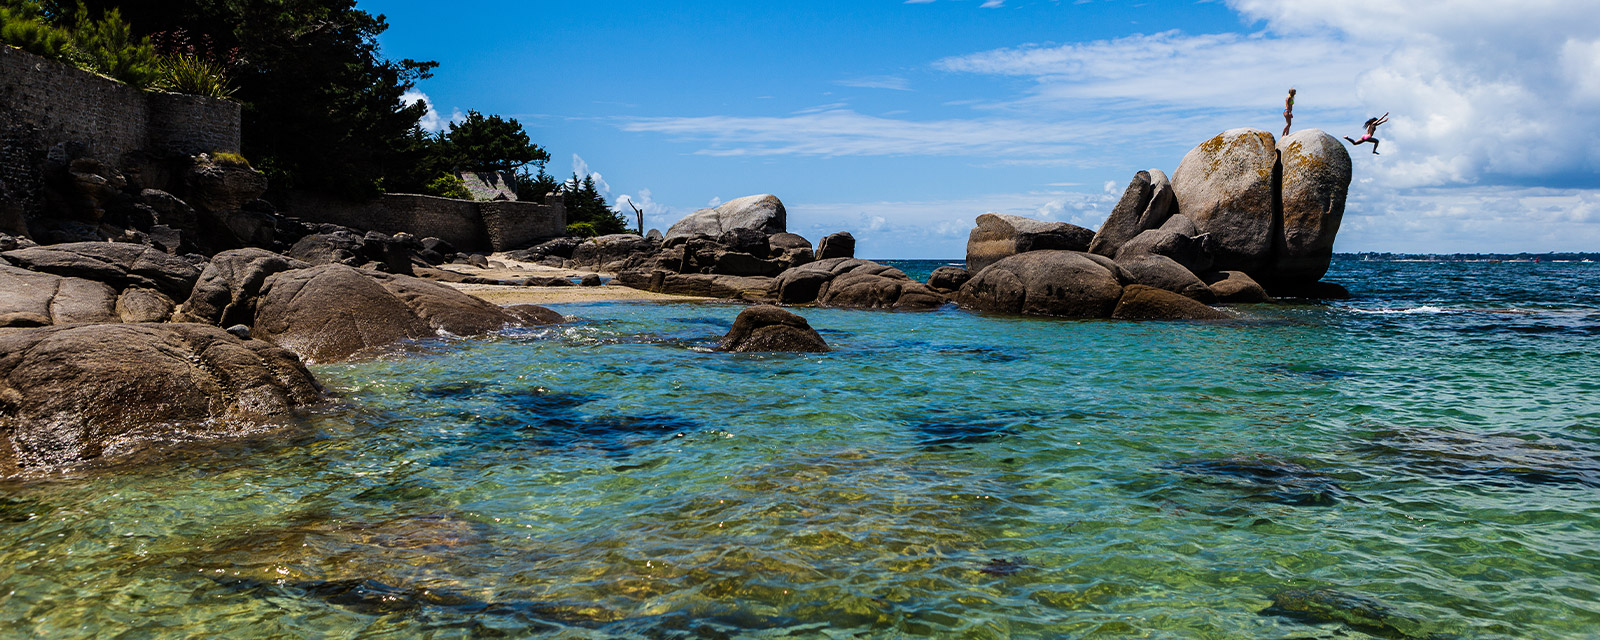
68 0 439 198
561 173 628 236
444 110 549 173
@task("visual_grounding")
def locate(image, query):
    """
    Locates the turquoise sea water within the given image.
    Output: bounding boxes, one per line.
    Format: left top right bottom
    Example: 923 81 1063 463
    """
2 259 1599 639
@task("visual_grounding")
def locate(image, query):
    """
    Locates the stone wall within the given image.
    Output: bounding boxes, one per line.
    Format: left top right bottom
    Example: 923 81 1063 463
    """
0 46 241 162
287 191 565 252
0 46 242 234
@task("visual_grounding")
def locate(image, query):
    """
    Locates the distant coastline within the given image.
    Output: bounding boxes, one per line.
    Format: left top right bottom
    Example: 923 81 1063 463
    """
1333 252 1600 262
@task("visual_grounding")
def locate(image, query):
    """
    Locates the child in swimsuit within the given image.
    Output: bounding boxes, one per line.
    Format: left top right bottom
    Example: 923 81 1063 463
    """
1282 89 1295 138
1344 112 1389 154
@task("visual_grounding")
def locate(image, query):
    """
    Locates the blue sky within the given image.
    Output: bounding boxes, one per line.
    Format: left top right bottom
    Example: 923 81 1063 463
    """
368 0 1600 258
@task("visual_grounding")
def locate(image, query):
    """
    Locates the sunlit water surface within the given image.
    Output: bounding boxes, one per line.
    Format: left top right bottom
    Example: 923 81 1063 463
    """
2 260 1598 639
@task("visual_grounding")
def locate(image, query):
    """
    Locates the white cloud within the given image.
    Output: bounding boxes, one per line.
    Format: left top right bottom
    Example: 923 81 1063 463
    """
1340 185 1600 252
620 109 1119 159
614 188 673 232
1223 0 1600 189
401 90 464 133
706 196 722 208
980 0 1004 7
569 154 611 195
838 75 913 91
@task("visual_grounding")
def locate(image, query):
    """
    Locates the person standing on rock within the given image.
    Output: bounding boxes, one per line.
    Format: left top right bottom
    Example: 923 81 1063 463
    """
1282 88 1296 138
1344 113 1389 154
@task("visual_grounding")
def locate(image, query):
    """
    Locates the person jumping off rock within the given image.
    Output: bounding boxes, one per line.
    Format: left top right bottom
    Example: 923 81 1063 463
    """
1344 113 1388 154
1282 88 1296 138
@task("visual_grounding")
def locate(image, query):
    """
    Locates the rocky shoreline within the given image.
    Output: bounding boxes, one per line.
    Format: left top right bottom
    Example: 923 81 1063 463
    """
0 126 1353 477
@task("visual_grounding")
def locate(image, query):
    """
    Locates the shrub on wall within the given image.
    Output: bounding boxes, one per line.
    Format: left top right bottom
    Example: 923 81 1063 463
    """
155 53 233 97
422 173 471 200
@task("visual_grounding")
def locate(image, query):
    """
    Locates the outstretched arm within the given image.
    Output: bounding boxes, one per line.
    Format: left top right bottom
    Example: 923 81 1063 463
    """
1376 113 1390 125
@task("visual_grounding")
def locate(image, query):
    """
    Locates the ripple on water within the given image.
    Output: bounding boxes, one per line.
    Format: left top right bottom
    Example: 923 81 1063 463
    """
1 261 1598 638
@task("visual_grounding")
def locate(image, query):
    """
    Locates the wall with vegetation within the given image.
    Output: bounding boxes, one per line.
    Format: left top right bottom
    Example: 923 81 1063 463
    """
0 46 239 163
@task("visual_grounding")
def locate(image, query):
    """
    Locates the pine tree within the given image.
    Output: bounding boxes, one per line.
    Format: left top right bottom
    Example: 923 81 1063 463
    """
561 173 628 237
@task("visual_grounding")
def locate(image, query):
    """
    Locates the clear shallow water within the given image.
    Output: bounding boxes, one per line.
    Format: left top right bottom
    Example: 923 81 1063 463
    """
2 261 1599 639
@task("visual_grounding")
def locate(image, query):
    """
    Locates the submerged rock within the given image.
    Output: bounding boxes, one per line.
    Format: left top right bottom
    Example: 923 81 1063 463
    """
1263 588 1458 640
718 305 829 353
1171 455 1347 506
0 323 322 474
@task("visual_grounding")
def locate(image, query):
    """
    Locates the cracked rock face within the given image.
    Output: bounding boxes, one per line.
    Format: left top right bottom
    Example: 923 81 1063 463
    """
0 322 323 474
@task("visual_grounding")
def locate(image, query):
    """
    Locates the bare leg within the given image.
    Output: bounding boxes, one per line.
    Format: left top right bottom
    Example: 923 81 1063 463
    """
1283 123 1291 138
1371 138 1380 155
1344 136 1358 144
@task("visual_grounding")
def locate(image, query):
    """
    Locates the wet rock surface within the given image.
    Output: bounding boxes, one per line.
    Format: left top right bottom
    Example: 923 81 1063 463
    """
718 305 829 353
0 322 322 474
1111 284 1232 320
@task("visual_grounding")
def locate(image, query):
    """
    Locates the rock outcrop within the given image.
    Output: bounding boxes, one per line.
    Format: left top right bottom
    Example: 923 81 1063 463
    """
1 242 201 300
1203 270 1270 303
718 306 829 353
772 258 946 310
1274 129 1353 286
0 263 119 327
252 264 559 362
1089 169 1177 257
966 213 1095 275
0 323 323 474
1114 255 1216 302
1171 128 1280 274
815 232 855 260
1111 285 1232 320
927 266 971 293
614 270 775 301
955 251 1124 318
665 194 786 239
174 248 311 327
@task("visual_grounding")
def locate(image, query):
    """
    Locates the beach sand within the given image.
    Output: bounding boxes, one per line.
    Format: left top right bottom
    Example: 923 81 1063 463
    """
434 253 718 305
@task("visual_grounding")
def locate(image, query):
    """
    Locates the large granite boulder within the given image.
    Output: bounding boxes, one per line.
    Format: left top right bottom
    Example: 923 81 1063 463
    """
615 270 775 301
288 229 410 275
0 323 322 474
1 242 201 300
114 288 176 323
718 306 829 353
570 234 660 272
1089 169 1177 257
966 213 1094 275
815 232 855 260
0 263 119 327
772 258 945 310
954 250 1124 318
252 264 542 362
1111 284 1231 320
1171 128 1278 273
1114 255 1215 302
1203 270 1271 303
174 249 311 327
927 266 971 293
665 194 786 239
185 157 269 212
1113 227 1214 275
1274 129 1352 286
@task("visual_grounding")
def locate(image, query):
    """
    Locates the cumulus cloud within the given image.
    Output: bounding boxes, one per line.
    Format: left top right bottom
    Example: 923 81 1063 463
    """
1226 0 1600 188
569 154 611 195
401 90 463 133
620 109 1125 159
614 188 673 231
